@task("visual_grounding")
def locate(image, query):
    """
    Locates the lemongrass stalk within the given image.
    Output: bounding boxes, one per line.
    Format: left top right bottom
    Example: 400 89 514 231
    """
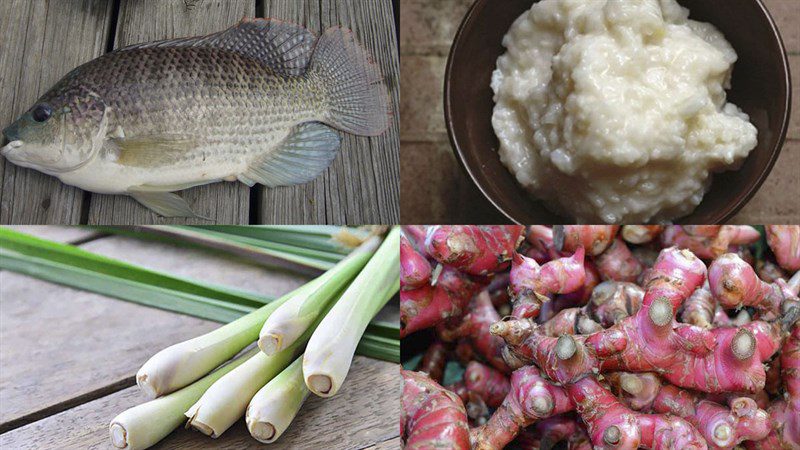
246 355 309 443
258 236 382 355
184 350 294 438
184 301 335 438
303 227 400 397
136 282 315 398
110 348 258 450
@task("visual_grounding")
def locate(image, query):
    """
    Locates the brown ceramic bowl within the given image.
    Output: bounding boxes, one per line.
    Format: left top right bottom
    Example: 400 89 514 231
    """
445 0 791 224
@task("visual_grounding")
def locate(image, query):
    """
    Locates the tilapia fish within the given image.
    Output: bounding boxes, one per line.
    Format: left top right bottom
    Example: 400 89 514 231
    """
1 18 389 217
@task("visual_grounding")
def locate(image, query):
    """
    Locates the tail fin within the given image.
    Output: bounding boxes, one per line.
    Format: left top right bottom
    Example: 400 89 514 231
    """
309 27 390 137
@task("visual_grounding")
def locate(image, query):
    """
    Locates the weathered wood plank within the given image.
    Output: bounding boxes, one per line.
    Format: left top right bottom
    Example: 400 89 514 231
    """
762 0 799 55
258 0 401 224
398 0 510 224
370 436 403 449
85 0 254 225
732 139 800 223
0 0 113 224
0 234 309 429
0 271 218 429
400 0 475 57
0 357 400 450
788 55 799 140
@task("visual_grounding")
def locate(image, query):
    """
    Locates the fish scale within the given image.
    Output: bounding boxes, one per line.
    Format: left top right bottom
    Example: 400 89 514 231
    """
89 47 324 149
1 18 389 217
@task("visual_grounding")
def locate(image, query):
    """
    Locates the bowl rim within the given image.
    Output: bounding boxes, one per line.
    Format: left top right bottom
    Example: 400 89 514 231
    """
444 0 792 224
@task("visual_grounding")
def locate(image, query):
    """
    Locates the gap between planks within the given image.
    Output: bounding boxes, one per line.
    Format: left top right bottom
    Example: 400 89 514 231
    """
0 377 134 435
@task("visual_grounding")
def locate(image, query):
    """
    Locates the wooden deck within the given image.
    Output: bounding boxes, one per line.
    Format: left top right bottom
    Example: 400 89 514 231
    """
0 226 401 449
0 0 400 225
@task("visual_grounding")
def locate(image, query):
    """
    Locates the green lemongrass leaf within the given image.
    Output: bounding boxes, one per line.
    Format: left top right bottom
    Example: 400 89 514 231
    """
248 225 375 248
152 226 342 264
191 226 352 255
0 227 399 362
172 227 344 261
0 227 268 305
365 320 400 340
356 334 400 362
93 226 338 272
0 249 251 323
0 228 267 321
250 225 353 236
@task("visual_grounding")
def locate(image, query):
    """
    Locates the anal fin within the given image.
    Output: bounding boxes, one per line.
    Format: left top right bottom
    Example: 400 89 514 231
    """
129 189 208 219
238 122 341 188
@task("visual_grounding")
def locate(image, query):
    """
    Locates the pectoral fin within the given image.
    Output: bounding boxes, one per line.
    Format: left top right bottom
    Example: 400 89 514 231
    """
238 122 341 187
110 136 196 168
129 189 207 219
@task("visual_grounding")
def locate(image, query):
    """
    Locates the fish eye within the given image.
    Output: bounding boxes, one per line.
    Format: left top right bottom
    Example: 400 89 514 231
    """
32 104 52 122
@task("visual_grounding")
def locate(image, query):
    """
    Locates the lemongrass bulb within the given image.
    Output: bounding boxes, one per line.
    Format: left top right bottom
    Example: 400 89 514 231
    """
257 278 327 356
258 236 381 355
184 348 295 438
110 349 257 450
246 355 309 443
303 228 400 397
137 283 313 398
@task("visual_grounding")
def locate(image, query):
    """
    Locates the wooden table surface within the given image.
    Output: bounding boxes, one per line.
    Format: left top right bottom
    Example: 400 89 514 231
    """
400 0 800 224
0 0 400 225
0 226 401 449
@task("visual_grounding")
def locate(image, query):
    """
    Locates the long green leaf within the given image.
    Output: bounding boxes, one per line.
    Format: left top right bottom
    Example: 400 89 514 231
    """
190 226 353 255
365 320 401 340
0 228 269 308
93 226 339 272
356 334 400 362
0 249 252 322
172 227 345 262
0 227 399 362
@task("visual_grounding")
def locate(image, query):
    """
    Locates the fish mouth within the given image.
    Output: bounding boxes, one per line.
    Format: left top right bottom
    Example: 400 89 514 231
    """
0 140 23 156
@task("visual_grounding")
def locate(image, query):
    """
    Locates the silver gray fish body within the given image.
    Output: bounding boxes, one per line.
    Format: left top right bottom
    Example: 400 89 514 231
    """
1 19 389 217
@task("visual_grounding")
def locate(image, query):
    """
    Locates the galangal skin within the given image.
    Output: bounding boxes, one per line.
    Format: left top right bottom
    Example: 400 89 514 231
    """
401 370 470 450
766 225 800 272
400 235 431 291
509 248 586 319
709 253 800 330
424 225 525 276
2 18 389 217
747 326 800 450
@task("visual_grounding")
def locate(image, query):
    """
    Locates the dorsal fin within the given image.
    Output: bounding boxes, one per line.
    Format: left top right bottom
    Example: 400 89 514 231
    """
115 18 316 76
